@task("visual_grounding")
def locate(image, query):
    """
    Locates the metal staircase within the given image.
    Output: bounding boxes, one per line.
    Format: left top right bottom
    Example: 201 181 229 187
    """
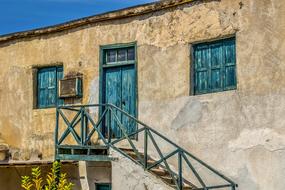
55 104 238 190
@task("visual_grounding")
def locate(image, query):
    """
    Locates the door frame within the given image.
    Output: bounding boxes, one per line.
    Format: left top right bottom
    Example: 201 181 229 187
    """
99 42 138 137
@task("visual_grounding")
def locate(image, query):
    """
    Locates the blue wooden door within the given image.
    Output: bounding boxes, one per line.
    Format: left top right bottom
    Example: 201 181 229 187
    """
103 65 136 138
121 65 136 135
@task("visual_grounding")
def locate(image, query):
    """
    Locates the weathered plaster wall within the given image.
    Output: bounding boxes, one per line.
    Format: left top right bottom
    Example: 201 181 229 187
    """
0 162 111 190
0 163 81 189
0 0 285 189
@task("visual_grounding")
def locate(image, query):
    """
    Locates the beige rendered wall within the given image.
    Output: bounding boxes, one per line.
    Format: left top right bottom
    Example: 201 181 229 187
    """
0 162 111 190
0 163 81 189
0 0 285 189
111 152 173 190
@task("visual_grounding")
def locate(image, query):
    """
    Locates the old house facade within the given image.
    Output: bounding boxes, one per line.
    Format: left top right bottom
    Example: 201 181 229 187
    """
0 0 284 189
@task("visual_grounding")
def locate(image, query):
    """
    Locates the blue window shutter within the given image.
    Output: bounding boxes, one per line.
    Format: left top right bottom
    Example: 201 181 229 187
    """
37 66 63 108
48 68 56 106
194 45 209 94
38 69 46 108
223 38 236 90
194 37 236 94
210 42 223 92
38 67 56 108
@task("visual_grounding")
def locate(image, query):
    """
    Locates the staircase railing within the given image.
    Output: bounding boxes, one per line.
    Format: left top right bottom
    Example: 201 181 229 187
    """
55 104 238 190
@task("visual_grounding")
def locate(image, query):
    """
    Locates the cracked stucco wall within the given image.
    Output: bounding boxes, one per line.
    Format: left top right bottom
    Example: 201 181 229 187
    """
0 0 285 189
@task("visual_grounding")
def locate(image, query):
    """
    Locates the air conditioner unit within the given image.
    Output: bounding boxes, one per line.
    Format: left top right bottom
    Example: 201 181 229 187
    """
59 77 82 98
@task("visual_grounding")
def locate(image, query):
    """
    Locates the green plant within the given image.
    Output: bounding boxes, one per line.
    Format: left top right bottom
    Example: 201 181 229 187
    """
21 161 74 190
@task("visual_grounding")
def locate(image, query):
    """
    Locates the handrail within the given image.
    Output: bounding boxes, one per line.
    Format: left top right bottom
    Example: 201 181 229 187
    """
55 103 238 190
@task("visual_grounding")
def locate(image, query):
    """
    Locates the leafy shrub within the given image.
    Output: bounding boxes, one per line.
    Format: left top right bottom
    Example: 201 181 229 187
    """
21 161 73 190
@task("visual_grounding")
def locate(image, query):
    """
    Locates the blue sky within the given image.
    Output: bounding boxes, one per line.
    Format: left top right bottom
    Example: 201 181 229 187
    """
0 0 157 35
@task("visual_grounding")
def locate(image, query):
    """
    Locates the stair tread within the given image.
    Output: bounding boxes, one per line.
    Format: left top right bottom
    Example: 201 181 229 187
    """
120 148 197 190
170 184 195 190
149 168 167 175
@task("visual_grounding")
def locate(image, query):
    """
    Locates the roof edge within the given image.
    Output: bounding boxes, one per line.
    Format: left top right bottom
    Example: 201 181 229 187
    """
0 0 196 44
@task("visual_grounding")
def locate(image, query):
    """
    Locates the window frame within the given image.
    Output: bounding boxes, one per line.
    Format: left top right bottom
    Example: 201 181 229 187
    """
99 42 138 108
36 65 64 109
191 37 237 95
102 44 136 68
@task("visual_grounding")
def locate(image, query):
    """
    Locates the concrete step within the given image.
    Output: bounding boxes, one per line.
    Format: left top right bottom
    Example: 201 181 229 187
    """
160 174 175 184
170 184 196 190
150 167 167 176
